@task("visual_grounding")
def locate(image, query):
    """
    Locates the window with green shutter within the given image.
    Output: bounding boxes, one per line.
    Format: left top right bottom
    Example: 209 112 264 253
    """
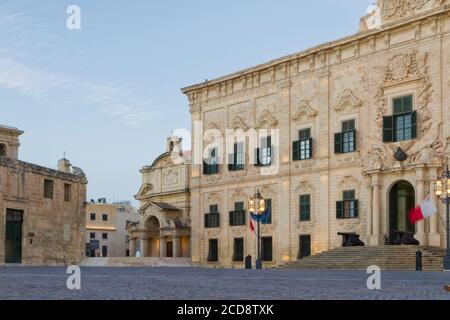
229 142 244 171
233 238 244 262
293 129 312 161
299 195 311 221
337 190 358 219
208 239 218 262
383 95 417 142
229 202 246 226
335 120 356 154
205 205 220 228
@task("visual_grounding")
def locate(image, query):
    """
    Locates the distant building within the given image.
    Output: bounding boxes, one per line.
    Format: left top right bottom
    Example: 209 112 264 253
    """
129 136 191 258
0 125 87 265
86 199 139 257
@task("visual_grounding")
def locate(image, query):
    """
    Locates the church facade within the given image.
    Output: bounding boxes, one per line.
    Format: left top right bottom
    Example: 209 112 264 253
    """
181 0 450 267
129 136 191 258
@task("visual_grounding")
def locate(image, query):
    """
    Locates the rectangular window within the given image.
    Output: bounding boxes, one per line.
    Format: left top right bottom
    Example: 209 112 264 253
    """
90 232 96 239
205 205 220 228
44 179 54 199
262 237 273 262
64 184 72 202
229 202 246 226
263 199 272 225
102 233 108 240
293 129 313 161
335 120 356 154
256 136 272 166
203 148 219 175
384 95 417 143
90 213 96 221
233 238 244 262
336 190 359 219
299 195 311 221
229 142 245 171
102 214 108 222
208 239 218 262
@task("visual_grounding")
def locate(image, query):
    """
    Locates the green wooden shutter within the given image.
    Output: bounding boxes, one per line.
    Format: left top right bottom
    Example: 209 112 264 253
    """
254 148 260 166
228 153 234 171
353 200 359 218
336 201 344 219
293 140 300 161
411 111 417 139
383 116 394 142
334 133 342 154
204 214 209 228
352 129 357 151
309 138 313 159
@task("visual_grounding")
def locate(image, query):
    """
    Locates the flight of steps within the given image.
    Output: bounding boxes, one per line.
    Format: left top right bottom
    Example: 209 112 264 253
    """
80 257 192 267
284 246 446 271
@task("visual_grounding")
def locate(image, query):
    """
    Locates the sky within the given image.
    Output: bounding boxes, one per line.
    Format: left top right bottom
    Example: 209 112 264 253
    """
0 0 374 205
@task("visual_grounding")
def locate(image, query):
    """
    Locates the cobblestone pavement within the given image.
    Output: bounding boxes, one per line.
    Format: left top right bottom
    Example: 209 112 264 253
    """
0 267 449 300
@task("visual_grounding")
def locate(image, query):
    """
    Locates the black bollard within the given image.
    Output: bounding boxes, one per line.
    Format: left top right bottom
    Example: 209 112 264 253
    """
245 255 252 269
416 250 423 271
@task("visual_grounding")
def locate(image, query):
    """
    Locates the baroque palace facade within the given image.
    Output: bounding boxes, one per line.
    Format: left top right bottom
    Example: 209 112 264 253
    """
181 0 450 267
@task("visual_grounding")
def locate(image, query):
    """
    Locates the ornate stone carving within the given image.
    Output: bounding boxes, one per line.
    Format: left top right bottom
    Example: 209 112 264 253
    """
295 181 314 194
230 189 248 202
292 100 318 123
337 219 361 232
338 175 361 190
298 221 315 233
255 110 278 129
163 170 179 185
334 89 363 112
231 116 249 131
380 0 439 20
363 50 444 170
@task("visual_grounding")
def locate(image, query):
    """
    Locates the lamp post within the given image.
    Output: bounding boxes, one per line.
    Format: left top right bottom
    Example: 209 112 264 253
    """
248 189 265 270
434 165 450 271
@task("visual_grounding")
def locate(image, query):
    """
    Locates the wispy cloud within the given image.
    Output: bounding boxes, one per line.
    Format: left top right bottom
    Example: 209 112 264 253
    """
0 4 154 127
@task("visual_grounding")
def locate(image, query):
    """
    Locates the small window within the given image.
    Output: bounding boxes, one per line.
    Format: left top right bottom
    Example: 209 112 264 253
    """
293 129 313 161
337 190 358 219
64 184 72 202
228 142 245 171
299 195 311 221
203 148 219 175
102 233 108 240
90 232 96 239
90 213 96 221
262 237 273 262
383 95 417 143
207 239 219 262
44 179 54 199
233 238 244 262
102 214 108 222
335 120 356 154
263 199 272 225
230 202 246 226
0 144 6 157
205 205 220 228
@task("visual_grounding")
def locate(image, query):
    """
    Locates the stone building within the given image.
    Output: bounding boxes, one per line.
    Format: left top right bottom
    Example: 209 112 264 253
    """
182 0 450 267
86 199 139 257
128 136 191 258
0 125 87 265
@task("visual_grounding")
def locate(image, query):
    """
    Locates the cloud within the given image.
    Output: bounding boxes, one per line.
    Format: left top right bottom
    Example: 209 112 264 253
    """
0 4 154 128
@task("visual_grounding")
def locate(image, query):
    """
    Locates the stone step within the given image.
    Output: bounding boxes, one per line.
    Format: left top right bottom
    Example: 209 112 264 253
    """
80 257 192 267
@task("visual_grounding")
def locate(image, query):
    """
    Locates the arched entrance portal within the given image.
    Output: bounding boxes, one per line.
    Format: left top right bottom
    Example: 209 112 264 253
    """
389 181 415 233
144 216 160 257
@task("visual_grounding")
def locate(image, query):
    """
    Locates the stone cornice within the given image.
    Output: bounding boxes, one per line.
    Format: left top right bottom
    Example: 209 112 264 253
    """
181 5 450 103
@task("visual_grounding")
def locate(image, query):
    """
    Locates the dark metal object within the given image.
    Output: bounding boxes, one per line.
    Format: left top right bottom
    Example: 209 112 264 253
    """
387 231 420 245
416 250 422 271
245 255 252 269
338 232 365 247
393 147 408 162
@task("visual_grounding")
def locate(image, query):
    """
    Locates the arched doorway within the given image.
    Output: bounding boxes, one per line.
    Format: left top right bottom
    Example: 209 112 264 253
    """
389 181 415 233
144 216 160 257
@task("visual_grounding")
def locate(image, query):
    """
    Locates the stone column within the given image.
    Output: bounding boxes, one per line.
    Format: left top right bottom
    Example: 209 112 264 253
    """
370 174 382 245
173 236 180 258
129 239 136 257
415 171 426 245
428 169 441 246
140 238 147 257
366 181 373 243
159 236 166 257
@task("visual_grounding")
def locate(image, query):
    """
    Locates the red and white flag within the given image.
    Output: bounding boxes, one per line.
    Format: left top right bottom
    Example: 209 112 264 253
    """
409 196 437 224
249 219 255 232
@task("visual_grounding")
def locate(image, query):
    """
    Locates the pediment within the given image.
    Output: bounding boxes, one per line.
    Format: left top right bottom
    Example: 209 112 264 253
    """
292 100 318 123
231 116 249 131
334 90 363 112
135 183 154 200
255 110 278 129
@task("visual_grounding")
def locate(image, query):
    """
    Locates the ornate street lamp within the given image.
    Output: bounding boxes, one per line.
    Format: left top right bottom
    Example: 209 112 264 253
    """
248 189 265 270
434 165 450 271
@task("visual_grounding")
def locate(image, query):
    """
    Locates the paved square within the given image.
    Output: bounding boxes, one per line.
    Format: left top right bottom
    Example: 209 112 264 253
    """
0 267 449 300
